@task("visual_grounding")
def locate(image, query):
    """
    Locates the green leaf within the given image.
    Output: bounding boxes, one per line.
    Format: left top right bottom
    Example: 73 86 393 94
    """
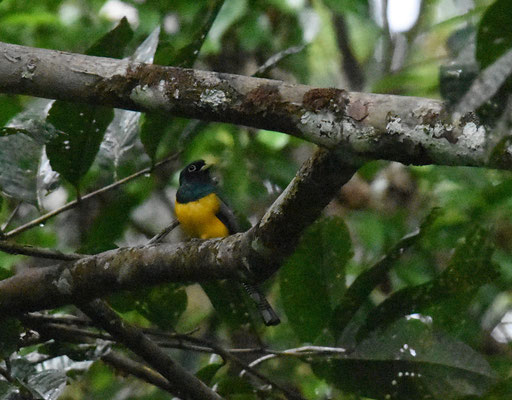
201 281 255 329
313 319 496 400
45 18 134 189
46 103 114 189
139 113 169 163
196 362 224 386
214 375 256 398
135 284 188 329
109 283 187 329
357 226 497 339
476 0 512 69
280 217 352 342
86 17 133 58
80 189 146 254
332 209 440 338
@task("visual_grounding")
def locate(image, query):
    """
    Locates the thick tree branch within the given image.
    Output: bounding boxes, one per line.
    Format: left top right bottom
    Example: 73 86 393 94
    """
0 41 507 169
0 150 356 316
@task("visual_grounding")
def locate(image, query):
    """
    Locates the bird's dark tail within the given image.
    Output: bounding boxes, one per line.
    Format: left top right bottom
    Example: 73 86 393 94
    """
241 282 280 326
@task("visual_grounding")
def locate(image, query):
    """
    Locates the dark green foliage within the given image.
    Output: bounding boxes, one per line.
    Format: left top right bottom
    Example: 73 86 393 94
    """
46 103 114 190
313 319 496 400
0 318 21 359
476 0 512 69
280 216 352 342
110 284 188 330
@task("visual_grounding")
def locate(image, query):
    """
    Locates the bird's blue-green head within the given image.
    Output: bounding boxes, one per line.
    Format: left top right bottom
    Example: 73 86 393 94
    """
176 160 217 203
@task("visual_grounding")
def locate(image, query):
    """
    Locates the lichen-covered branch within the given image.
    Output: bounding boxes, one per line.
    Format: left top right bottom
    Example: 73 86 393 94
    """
0 150 356 316
0 41 508 169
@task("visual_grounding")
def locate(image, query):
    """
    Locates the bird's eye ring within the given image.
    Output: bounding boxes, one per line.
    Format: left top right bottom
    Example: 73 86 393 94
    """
188 165 197 172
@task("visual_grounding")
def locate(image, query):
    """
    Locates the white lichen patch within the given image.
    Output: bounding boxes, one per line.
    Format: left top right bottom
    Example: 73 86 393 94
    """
130 84 170 111
460 122 486 150
382 115 487 165
53 268 73 295
299 111 342 146
386 116 404 134
199 89 227 109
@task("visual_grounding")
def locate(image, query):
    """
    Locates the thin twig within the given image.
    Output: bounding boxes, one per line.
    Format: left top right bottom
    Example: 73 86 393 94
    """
102 351 176 394
4 152 180 239
79 299 222 400
0 240 84 260
23 313 91 326
180 335 305 400
253 45 306 78
1 202 21 233
147 219 180 244
246 345 348 370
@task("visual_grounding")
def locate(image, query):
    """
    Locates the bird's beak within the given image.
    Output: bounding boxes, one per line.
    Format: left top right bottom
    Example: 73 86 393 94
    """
200 163 213 171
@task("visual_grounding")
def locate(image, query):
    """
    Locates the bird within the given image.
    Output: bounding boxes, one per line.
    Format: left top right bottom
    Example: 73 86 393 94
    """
175 159 280 326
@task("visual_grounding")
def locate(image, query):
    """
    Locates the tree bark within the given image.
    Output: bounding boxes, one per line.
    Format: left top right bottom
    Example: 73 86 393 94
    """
0 41 507 170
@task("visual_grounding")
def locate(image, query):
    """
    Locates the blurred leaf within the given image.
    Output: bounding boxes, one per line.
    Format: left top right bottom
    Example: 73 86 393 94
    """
80 190 145 254
332 209 440 338
99 26 160 174
86 17 133 58
455 48 512 115
0 101 59 206
142 1 224 162
313 319 496 400
25 370 67 400
171 0 226 67
10 358 67 400
439 62 479 105
280 217 352 342
196 362 224 386
0 132 45 205
0 381 19 399
202 0 247 54
0 95 23 127
201 281 255 330
324 0 370 17
476 0 512 69
139 112 169 163
135 284 188 329
214 375 255 398
357 227 497 339
0 318 21 359
109 283 187 329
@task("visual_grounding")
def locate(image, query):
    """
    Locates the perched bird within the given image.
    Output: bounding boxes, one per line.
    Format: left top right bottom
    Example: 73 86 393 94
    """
175 160 280 326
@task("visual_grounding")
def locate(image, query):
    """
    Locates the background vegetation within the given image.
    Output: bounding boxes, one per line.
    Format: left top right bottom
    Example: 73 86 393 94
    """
1 0 512 399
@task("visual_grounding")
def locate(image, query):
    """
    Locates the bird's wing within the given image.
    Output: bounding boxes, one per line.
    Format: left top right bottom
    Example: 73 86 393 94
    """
216 199 240 234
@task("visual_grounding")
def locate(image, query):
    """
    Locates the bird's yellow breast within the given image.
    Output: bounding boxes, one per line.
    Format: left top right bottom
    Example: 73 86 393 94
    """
175 192 229 239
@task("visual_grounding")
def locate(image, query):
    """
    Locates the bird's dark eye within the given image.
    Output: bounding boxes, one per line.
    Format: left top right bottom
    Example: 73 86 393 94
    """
188 165 197 172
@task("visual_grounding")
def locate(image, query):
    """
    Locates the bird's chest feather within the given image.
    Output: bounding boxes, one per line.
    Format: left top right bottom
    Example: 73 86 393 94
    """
175 193 229 239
